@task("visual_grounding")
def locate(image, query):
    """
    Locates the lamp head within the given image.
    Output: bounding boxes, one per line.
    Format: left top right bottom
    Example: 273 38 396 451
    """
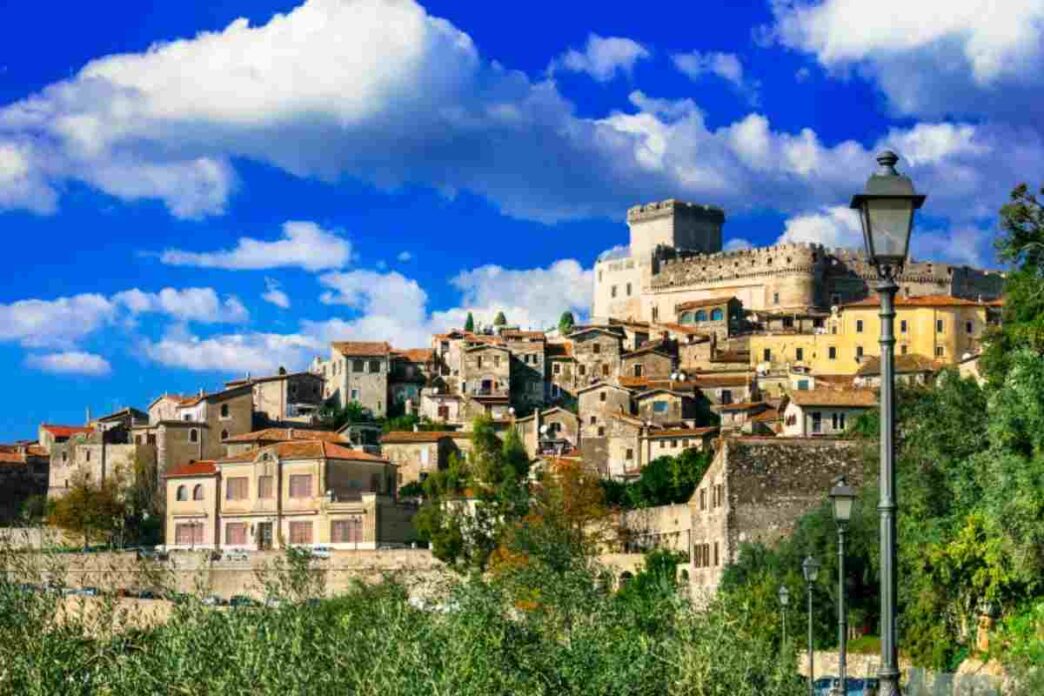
829 475 857 524
778 584 790 607
849 150 925 270
802 555 821 583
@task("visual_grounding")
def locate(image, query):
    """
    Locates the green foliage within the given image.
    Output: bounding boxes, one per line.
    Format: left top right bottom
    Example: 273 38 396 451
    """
19 494 49 524
47 473 125 548
557 311 575 335
316 400 370 430
397 481 425 498
602 448 712 509
464 311 475 332
493 311 507 326
381 413 449 434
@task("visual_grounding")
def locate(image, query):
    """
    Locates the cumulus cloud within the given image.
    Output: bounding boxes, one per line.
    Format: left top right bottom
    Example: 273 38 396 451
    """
142 329 321 373
160 221 351 271
25 351 111 376
261 278 290 309
671 51 760 103
551 34 651 82
769 0 1044 123
396 250 412 262
0 294 115 348
724 238 754 251
778 205 863 249
113 287 248 323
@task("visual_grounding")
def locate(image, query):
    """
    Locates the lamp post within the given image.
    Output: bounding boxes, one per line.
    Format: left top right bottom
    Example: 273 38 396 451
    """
850 150 925 696
803 556 821 696
778 584 790 646
830 476 857 696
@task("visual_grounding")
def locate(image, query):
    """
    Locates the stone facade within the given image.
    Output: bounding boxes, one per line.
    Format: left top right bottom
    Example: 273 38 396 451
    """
226 371 324 425
635 389 698 425
314 341 392 417
571 327 624 388
620 346 674 381
0 445 48 521
380 431 461 489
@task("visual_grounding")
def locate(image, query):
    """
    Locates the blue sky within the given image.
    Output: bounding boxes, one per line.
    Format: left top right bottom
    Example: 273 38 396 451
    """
0 0 1042 439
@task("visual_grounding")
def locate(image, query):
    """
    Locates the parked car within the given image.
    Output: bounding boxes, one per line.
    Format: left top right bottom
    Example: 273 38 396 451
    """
202 595 228 607
814 677 879 696
310 546 332 559
230 595 261 609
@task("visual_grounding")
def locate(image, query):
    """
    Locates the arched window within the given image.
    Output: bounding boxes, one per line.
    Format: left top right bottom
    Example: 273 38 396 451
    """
710 308 724 321
192 484 204 500
695 310 708 322
176 485 188 501
189 429 198 443
679 312 695 325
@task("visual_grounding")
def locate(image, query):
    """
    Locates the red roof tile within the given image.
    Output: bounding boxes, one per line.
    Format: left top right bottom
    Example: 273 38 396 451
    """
843 294 986 309
381 430 456 444
392 348 433 363
332 341 391 356
223 428 345 444
41 424 93 438
675 296 735 311
164 460 218 478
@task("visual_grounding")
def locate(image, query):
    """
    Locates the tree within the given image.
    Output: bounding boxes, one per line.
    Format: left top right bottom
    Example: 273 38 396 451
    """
558 311 576 335
316 400 370 430
48 473 125 548
493 311 507 327
982 183 1044 384
601 449 712 509
464 312 475 332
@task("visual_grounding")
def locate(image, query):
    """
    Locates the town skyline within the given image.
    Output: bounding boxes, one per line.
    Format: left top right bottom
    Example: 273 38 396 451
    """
1 0 1040 440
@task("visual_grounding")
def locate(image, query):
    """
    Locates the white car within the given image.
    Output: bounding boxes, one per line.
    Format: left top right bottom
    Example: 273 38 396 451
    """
310 546 332 559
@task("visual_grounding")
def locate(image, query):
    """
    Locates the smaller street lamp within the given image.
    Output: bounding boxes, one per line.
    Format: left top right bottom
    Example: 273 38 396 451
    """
802 556 822 696
830 476 857 696
778 584 790 645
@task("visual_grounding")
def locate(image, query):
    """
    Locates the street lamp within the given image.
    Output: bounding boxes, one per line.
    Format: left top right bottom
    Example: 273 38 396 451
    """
778 584 790 645
850 149 925 696
830 476 857 696
802 556 821 696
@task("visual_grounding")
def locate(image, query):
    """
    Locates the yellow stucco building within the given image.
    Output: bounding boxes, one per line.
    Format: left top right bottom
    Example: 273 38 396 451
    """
749 295 993 376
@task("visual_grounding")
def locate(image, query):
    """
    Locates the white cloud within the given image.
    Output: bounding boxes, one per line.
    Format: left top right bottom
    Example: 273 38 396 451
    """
113 287 248 323
552 34 650 82
724 238 753 251
447 259 592 330
769 0 1044 123
0 294 115 348
778 205 863 249
261 278 290 309
672 51 759 103
396 250 412 262
160 220 351 271
25 351 111 376
142 329 321 374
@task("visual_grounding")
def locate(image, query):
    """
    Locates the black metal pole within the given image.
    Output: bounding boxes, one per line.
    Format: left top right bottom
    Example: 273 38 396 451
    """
808 581 815 696
877 275 902 695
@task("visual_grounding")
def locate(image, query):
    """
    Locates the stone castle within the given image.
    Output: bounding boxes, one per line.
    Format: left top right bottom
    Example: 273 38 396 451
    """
592 199 1004 323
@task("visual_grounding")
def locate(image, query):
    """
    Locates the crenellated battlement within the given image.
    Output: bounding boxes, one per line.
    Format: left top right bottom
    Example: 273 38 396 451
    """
627 199 725 224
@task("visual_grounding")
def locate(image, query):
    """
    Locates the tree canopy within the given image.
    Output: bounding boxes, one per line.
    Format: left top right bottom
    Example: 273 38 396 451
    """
464 311 475 332
558 311 576 335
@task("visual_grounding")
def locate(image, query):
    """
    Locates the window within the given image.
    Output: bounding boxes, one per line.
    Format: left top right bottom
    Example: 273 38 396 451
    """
714 542 719 566
856 346 864 358
578 364 587 376
350 388 359 402
936 319 944 333
699 489 707 511
225 477 248 500
671 439 678 449
901 344 909 355
611 285 618 298
832 412 846 431
193 484 204 501
651 307 659 321
710 308 724 321
220 404 229 418
633 364 643 378
763 348 772 362
783 316 794 329
225 523 247 546
85 450 91 462
652 401 668 413
369 360 381 373
773 292 780 305
797 379 809 391
589 415 597 425
714 484 723 508
811 411 822 434
720 389 733 405
600 391 607 402
288 521 313 545
331 517 363 543
796 348 804 361
189 429 198 443
289 474 313 498
626 282 632 296
966 320 973 334
62 452 68 463
856 319 864 333
593 343 601 354
493 355 501 368
258 476 274 499
174 523 204 546
900 320 908 333
602 364 610 377
695 310 708 322
829 346 837 360
221 429 229 440
935 346 944 357
176 485 188 501
625 448 634 460
183 414 192 421
553 363 561 375
353 359 364 372
597 426 605 437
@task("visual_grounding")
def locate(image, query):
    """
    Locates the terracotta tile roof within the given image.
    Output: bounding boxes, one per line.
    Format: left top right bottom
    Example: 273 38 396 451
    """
41 424 93 438
381 430 457 444
717 400 771 413
610 412 646 427
501 330 546 340
750 408 782 423
223 428 346 444
647 426 719 439
332 341 391 357
656 323 711 338
464 343 509 353
619 377 699 391
843 294 987 308
788 389 877 408
273 440 389 462
622 342 673 359
392 348 433 363
675 296 735 311
546 342 574 358
0 451 27 465
691 374 753 388
635 388 694 400
218 451 258 464
164 460 218 478
225 371 320 387
856 354 941 376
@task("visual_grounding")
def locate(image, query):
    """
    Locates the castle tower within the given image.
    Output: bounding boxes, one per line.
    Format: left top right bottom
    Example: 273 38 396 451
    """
627 199 725 256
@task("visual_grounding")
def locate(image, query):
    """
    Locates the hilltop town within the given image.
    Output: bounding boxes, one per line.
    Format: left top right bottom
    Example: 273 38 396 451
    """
0 199 1003 596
